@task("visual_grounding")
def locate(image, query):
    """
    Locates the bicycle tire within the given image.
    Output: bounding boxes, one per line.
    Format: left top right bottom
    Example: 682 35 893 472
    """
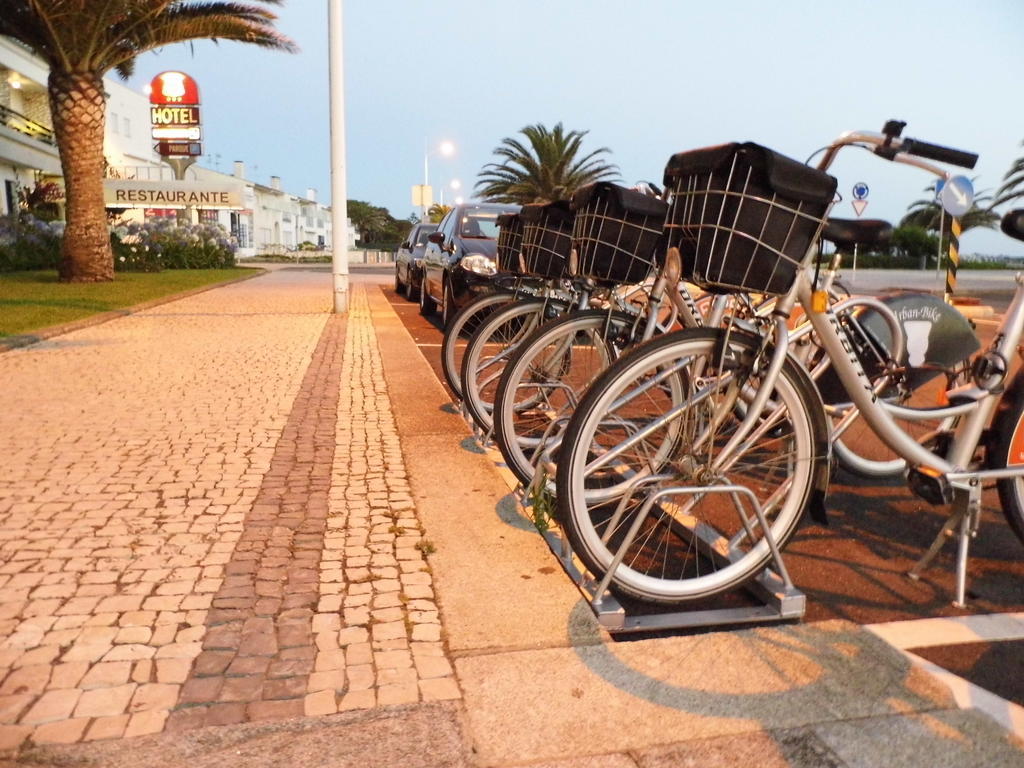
990 371 1024 546
460 298 570 433
493 309 638 486
556 327 829 603
441 292 515 397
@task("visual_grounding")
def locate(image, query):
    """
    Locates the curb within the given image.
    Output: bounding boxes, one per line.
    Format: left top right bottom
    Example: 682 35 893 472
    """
0 267 267 354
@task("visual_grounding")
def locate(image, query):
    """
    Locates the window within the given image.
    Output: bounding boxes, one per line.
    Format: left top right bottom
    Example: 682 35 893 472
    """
122 117 130 137
111 112 118 134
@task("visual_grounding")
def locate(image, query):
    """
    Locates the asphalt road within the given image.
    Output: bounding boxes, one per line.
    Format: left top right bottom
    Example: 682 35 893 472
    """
380 275 1024 710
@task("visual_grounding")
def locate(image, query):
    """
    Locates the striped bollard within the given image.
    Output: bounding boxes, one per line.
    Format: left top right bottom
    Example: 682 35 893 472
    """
944 217 961 303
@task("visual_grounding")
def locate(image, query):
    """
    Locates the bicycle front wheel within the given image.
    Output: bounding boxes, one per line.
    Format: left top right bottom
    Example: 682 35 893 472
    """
441 292 517 398
493 309 638 486
461 299 569 433
556 328 828 603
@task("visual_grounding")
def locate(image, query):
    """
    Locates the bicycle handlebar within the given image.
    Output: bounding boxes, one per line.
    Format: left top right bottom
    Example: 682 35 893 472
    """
817 123 979 177
899 137 978 170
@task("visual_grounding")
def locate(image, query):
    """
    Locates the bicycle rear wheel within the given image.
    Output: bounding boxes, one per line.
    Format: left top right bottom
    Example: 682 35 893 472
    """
441 292 516 397
556 328 828 603
493 309 638 486
460 298 570 433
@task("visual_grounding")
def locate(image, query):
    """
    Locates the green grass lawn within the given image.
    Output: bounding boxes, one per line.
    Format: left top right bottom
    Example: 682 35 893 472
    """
0 268 260 338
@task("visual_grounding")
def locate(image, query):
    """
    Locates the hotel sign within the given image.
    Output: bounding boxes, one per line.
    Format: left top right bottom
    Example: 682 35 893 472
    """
149 72 202 157
104 180 244 209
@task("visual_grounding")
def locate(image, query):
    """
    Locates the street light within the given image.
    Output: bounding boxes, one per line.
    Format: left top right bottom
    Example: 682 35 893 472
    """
441 178 461 206
420 139 455 219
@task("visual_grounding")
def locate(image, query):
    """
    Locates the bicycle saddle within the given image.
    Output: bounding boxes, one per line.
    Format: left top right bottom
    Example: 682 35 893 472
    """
822 218 893 250
1001 209 1024 242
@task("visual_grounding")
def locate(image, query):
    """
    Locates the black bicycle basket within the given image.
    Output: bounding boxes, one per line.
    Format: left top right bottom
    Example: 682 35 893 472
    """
495 212 523 273
570 182 668 285
519 201 574 279
663 142 837 295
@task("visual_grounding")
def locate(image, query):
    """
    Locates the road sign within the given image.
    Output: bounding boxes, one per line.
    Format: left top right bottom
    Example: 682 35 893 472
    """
852 182 869 200
940 175 974 217
852 199 868 217
154 141 202 157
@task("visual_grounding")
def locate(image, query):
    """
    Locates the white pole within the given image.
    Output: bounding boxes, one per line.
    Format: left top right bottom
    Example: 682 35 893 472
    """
422 138 429 221
328 0 349 313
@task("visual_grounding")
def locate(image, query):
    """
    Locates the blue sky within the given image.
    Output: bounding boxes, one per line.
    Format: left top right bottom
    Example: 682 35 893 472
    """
129 0 1024 256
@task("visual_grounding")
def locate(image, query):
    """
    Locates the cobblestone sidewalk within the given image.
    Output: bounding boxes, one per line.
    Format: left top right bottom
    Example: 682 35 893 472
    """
0 273 456 752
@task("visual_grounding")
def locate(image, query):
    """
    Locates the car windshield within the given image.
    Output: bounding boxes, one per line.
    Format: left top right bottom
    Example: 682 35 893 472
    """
459 211 500 239
414 227 436 246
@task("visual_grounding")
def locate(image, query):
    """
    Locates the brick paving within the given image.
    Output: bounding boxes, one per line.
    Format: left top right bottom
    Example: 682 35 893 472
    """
0 272 456 752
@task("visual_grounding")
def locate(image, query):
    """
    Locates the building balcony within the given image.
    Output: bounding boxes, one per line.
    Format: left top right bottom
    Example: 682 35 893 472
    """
0 102 54 146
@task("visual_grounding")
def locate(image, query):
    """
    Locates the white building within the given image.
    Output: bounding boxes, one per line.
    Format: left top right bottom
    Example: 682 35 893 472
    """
0 37 353 258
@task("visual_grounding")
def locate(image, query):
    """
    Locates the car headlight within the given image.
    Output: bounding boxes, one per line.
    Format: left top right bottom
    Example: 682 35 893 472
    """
461 253 497 276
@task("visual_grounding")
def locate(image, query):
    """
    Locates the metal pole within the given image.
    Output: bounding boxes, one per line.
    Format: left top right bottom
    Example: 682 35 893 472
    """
328 0 349 313
422 138 429 221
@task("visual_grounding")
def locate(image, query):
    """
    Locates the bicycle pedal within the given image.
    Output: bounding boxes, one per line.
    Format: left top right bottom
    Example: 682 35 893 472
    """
907 466 952 505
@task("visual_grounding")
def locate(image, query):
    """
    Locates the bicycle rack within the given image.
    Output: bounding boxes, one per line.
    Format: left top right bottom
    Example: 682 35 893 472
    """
521 454 806 634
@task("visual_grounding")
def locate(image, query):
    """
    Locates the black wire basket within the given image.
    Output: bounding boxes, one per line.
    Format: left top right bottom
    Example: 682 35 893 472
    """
571 182 668 285
663 142 837 295
519 201 573 279
495 212 523 273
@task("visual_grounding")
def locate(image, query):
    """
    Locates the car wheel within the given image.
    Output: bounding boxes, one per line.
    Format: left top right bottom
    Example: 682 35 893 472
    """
407 269 421 302
395 267 405 296
419 278 437 316
442 280 455 328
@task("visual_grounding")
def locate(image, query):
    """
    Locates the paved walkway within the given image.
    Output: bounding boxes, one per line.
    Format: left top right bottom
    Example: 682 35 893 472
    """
0 270 453 751
1 267 1022 767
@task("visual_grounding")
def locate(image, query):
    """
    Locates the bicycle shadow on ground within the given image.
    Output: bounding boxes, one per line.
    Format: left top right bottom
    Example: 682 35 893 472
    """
563 601 1024 766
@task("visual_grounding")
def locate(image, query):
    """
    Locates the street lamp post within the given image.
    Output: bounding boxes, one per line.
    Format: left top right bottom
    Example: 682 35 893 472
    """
328 0 348 313
421 140 454 219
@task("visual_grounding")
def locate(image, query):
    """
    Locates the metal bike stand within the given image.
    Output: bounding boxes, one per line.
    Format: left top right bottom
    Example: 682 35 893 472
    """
518 463 806 634
908 481 982 608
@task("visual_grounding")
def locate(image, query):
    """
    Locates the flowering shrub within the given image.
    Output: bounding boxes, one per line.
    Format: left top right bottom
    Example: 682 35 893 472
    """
112 219 237 272
0 215 63 272
1 216 237 273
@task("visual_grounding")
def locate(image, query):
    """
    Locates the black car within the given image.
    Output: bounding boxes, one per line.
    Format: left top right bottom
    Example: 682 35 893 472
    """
419 202 520 325
394 221 437 300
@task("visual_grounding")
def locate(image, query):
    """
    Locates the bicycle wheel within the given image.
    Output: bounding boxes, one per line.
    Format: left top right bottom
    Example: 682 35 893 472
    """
990 374 1024 545
493 309 638 486
556 327 829 603
461 298 570 433
441 292 516 397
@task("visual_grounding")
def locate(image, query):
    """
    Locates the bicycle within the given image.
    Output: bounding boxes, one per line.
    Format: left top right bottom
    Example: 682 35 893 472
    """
556 123 1013 607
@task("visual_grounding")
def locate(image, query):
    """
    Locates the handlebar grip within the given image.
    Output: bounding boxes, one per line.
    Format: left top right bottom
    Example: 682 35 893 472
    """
901 137 978 169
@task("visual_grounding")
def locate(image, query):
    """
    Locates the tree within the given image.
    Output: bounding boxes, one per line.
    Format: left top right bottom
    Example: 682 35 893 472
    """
346 200 411 248
347 200 389 243
0 2 294 282
994 140 1024 208
475 122 619 204
427 203 451 223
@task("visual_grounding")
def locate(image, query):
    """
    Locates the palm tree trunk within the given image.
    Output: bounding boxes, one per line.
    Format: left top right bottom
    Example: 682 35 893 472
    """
48 71 114 282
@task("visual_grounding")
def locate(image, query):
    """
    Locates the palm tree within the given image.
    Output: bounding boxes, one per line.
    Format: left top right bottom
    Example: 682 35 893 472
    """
994 140 1024 208
0 2 294 282
475 122 618 204
347 200 389 243
427 203 451 223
